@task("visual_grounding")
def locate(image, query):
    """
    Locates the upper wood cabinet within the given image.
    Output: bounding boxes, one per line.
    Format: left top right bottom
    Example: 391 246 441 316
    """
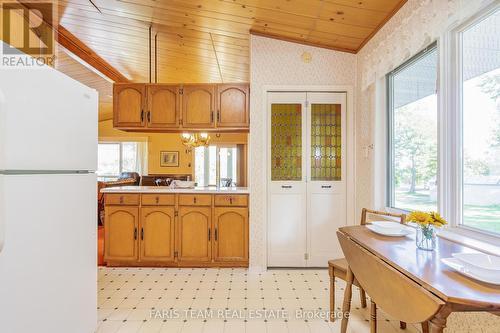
181 85 216 128
217 84 249 128
140 207 175 263
177 206 212 262
113 83 248 132
146 84 180 129
113 84 146 128
104 206 139 262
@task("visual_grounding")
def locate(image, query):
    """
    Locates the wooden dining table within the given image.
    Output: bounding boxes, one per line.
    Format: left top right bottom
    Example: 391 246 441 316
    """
338 225 500 332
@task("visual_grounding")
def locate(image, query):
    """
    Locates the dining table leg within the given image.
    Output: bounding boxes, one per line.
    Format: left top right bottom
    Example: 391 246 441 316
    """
329 266 335 322
421 321 429 333
360 288 367 308
428 306 451 333
370 300 377 333
341 267 354 333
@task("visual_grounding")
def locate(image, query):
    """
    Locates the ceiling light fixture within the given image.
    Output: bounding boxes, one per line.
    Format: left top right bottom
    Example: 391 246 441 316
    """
180 132 211 149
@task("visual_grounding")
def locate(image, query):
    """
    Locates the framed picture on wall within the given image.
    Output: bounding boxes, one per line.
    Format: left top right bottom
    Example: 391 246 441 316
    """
160 151 179 167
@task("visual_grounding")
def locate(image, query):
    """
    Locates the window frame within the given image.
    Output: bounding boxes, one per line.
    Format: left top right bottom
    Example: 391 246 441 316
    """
193 144 239 187
452 4 500 236
386 41 439 213
97 141 139 179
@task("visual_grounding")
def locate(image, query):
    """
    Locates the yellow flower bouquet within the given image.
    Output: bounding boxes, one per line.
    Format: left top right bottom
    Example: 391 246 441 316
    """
406 211 447 251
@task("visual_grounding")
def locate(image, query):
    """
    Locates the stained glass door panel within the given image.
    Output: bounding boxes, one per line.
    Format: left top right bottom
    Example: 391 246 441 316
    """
310 104 342 181
271 104 303 181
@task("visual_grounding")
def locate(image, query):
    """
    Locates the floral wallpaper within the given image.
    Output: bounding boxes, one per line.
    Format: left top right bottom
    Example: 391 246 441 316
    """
249 35 356 271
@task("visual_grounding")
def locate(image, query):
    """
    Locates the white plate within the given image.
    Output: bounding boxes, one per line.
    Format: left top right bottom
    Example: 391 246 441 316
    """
366 224 412 237
451 252 500 280
370 221 406 232
452 252 500 271
441 257 500 285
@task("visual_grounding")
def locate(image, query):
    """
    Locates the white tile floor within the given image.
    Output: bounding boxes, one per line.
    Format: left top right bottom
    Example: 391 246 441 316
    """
97 267 423 333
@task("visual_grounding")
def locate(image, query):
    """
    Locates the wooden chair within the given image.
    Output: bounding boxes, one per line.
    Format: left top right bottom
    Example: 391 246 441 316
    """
328 209 406 322
338 231 439 333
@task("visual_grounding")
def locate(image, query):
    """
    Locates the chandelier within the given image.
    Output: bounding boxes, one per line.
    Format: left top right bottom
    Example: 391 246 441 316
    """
180 132 210 148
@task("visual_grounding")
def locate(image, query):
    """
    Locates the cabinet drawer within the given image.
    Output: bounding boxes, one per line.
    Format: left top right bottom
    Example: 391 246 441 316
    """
178 194 212 206
105 194 140 205
141 194 175 206
214 195 248 207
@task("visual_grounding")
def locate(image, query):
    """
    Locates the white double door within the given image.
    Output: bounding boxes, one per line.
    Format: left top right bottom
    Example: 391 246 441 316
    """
267 92 346 267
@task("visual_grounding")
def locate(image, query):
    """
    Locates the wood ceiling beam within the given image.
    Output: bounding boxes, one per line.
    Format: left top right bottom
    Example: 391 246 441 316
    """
249 29 357 54
57 26 129 82
14 1 129 83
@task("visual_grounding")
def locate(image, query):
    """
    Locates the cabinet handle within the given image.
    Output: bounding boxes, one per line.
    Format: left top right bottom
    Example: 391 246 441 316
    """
281 185 292 189
155 196 159 204
208 228 211 241
119 196 124 204
141 227 144 240
229 197 233 204
217 110 220 122
140 109 144 123
211 111 214 123
134 227 137 240
215 228 218 241
147 111 151 123
321 185 332 189
193 197 197 204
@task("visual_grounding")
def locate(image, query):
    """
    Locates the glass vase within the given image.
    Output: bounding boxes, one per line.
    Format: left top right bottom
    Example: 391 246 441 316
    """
416 224 436 251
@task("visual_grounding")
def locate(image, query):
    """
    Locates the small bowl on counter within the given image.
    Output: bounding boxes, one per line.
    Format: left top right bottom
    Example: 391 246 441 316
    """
173 180 196 188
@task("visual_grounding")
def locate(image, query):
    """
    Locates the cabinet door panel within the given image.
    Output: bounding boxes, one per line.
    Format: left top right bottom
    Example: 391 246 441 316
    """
114 84 145 128
140 207 175 262
147 85 179 128
104 206 138 261
182 85 215 128
213 207 248 262
217 84 249 128
178 207 211 262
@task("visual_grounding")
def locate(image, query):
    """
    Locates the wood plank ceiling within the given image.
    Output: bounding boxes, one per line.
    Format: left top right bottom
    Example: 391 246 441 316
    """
53 0 406 119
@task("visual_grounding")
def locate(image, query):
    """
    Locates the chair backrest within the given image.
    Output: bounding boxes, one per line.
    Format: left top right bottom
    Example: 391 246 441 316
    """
337 231 444 323
360 208 406 225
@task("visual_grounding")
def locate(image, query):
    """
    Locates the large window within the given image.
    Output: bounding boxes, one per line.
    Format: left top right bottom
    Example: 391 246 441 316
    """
194 145 239 187
97 142 141 181
460 8 500 234
388 43 438 212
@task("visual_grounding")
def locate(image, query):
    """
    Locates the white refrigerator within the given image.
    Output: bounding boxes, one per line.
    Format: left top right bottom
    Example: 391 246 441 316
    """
0 62 98 332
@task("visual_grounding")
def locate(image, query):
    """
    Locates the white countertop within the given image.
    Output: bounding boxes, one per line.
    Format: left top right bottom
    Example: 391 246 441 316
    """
101 186 249 194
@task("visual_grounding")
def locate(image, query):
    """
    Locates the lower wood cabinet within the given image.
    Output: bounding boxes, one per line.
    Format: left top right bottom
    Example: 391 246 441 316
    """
177 206 212 263
104 206 139 262
213 207 248 262
140 207 175 263
103 193 248 267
